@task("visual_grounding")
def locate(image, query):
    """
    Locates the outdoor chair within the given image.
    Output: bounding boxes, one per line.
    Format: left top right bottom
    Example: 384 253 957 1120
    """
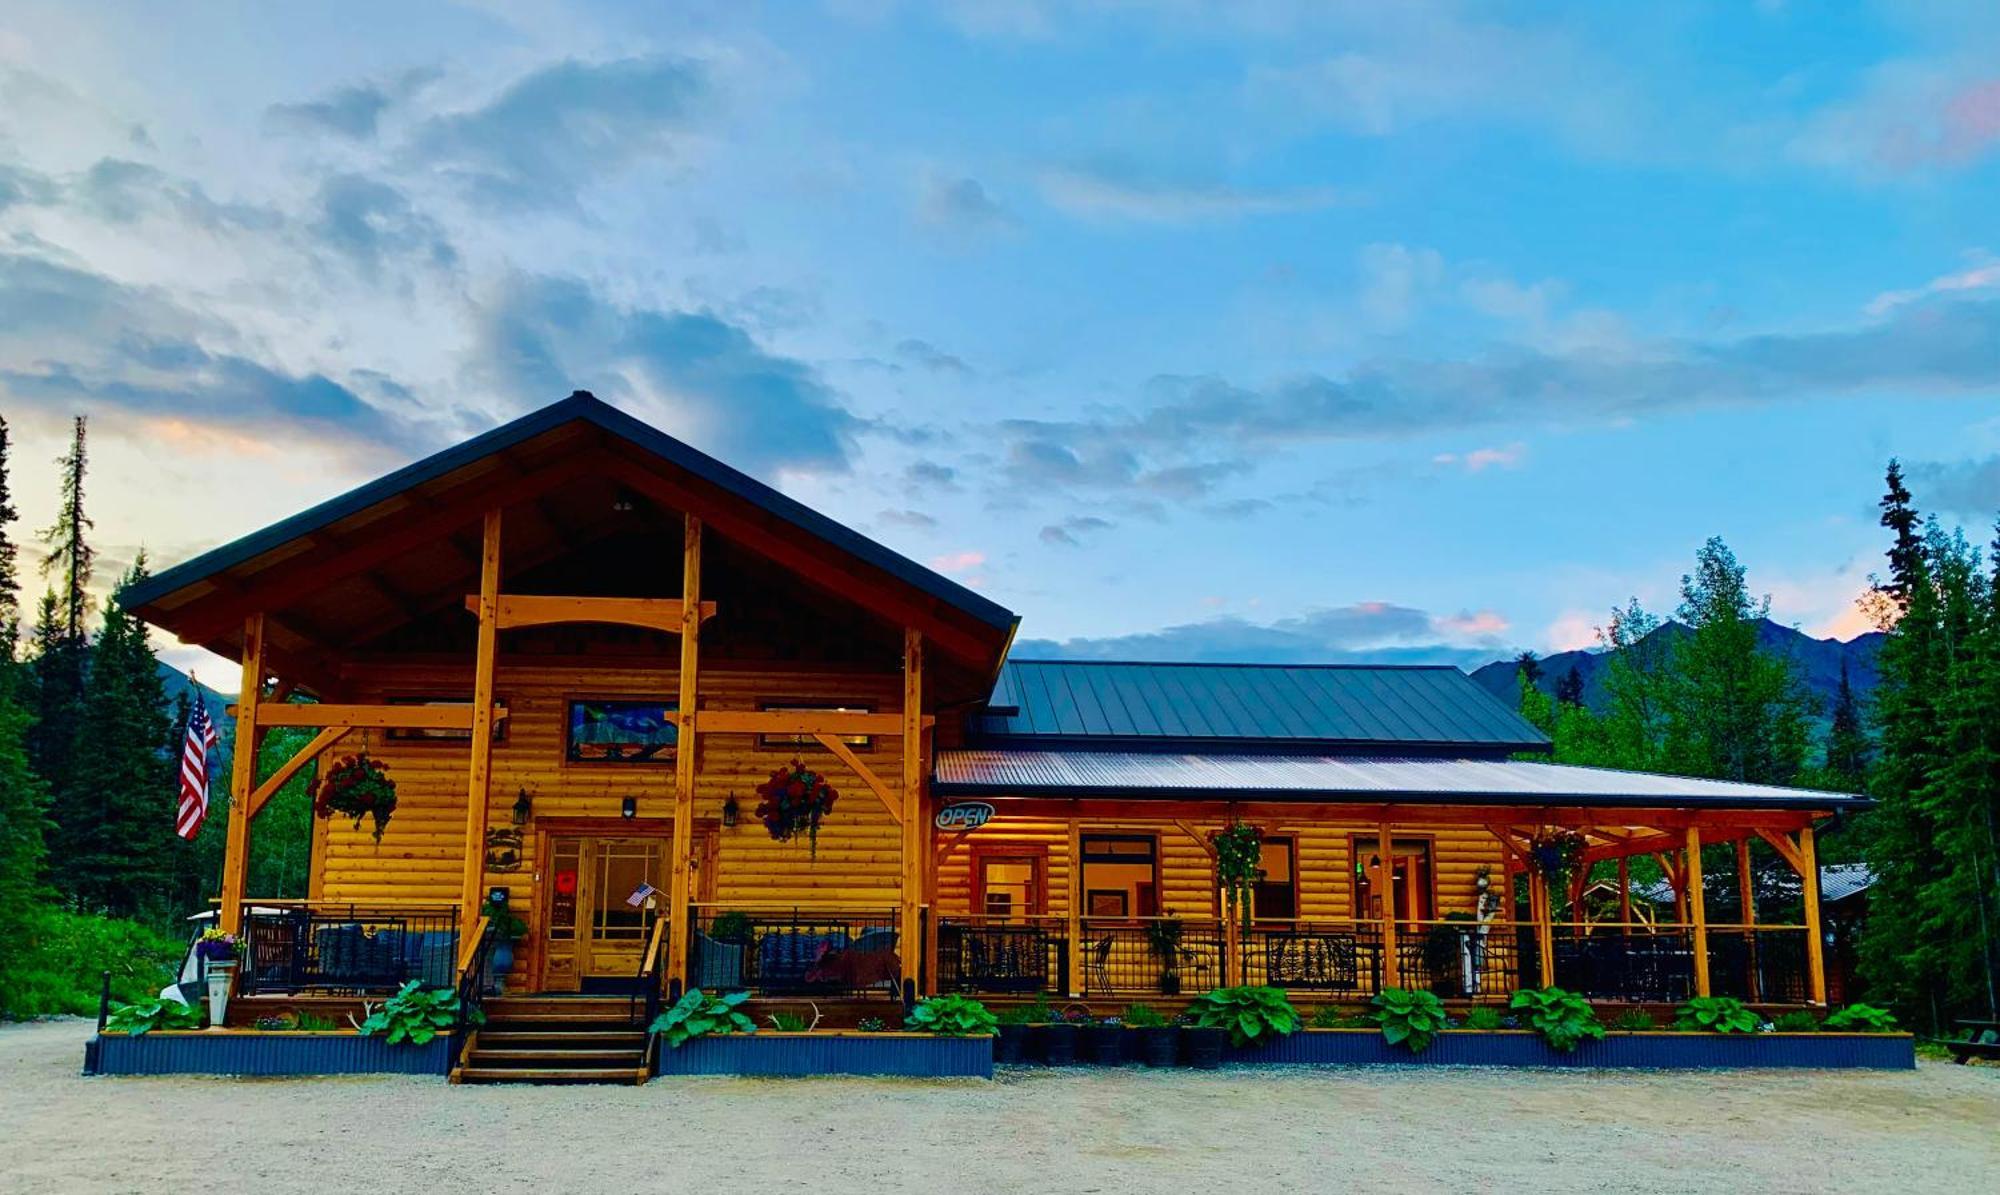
1086 935 1114 994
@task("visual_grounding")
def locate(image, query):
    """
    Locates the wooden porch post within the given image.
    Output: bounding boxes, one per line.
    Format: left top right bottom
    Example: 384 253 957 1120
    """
218 613 266 935
1685 825 1710 998
901 629 925 996
458 509 502 939
921 723 941 996
1066 818 1083 997
1736 837 1760 1002
1617 856 1632 926
1532 866 1555 988
666 515 703 987
1801 825 1827 1006
1377 820 1399 991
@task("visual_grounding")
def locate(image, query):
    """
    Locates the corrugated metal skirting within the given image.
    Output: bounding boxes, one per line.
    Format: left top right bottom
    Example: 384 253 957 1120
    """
655 1034 994 1078
1226 1030 1915 1069
91 1033 454 1077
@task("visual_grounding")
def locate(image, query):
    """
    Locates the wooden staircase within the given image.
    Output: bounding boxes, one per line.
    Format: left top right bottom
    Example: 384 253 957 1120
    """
453 995 650 1085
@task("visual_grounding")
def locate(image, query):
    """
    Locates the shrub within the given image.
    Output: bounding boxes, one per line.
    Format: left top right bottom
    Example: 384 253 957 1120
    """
1508 987 1605 1052
104 996 203 1036
1462 1006 1506 1031
708 910 753 943
1823 1003 1899 1033
0 907 182 1020
1186 985 1302 1047
1122 1003 1169 1028
767 1011 811 1032
1675 995 1762 1034
905 994 999 1036
650 988 755 1048
1611 1008 1657 1031
856 1017 888 1033
1309 1005 1374 1029
1771 1010 1822 1033
1371 987 1448 1053
359 981 478 1046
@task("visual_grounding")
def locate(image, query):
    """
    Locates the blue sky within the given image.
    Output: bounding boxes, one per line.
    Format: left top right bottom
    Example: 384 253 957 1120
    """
3 1 1999 682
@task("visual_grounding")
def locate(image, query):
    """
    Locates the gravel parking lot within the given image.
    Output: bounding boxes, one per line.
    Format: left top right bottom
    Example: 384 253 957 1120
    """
2 1020 1995 1194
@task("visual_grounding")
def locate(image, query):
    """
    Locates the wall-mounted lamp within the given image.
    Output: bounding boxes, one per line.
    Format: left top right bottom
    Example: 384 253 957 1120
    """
511 789 534 826
721 796 739 828
621 796 638 819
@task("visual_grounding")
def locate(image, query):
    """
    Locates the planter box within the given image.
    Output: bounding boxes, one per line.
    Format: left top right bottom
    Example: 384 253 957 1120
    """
1226 1029 1915 1070
654 1032 993 1078
88 1031 454 1077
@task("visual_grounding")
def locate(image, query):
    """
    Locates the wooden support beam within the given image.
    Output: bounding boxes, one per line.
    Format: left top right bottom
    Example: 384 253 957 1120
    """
1801 825 1828 1006
219 614 266 935
1617 856 1632 926
461 593 717 634
1531 866 1555 987
666 515 703 987
921 722 940 997
1378 819 1399 992
248 725 351 818
1066 817 1083 998
1754 827 1806 875
1737 837 1761 1002
811 733 902 827
1174 820 1218 859
1686 826 1710 997
900 629 925 996
693 710 930 737
252 703 506 730
458 509 502 940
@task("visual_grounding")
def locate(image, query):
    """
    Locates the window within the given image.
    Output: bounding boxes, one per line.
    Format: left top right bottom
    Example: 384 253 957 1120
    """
384 695 507 742
566 699 677 764
1353 837 1435 928
975 852 1043 919
1252 837 1297 921
757 702 873 750
1079 835 1159 919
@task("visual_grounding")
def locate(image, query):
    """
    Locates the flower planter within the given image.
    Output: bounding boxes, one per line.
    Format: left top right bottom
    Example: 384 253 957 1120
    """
1181 1025 1226 1069
653 1032 992 1078
1138 1026 1179 1068
1036 1023 1079 1066
202 960 236 1028
1084 1023 1125 1066
1223 1029 1916 1069
88 1031 453 1077
994 1022 1030 1064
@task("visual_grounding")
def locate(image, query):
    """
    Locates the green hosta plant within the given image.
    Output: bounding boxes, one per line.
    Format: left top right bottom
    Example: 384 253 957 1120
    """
1771 1010 1822 1033
1462 1006 1506 1031
650 988 756 1048
104 996 204 1035
1372 987 1448 1053
1509 987 1605 1052
1823 1003 1899 1034
905 993 999 1036
1187 985 1302 1047
358 981 478 1046
1675 995 1762 1035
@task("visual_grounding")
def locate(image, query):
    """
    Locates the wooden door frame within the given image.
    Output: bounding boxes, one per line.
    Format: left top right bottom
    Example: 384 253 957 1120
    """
1076 830 1162 922
1346 831 1440 925
532 817 718 991
968 844 1048 919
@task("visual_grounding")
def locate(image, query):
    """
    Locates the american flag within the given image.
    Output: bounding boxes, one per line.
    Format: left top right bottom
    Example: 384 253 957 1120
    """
176 699 220 840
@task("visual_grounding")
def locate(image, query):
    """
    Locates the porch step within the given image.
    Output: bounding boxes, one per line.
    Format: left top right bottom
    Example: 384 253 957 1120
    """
476 1030 648 1049
456 1066 648 1086
485 996 635 1018
468 1048 646 1068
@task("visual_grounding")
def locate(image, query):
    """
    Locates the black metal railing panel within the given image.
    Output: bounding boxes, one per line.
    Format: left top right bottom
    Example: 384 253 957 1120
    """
935 916 1066 995
1549 925 1697 1003
1076 918 1223 997
1242 921 1385 996
689 908 903 998
1390 920 1525 1001
451 919 494 1070
1706 926 1810 1004
237 903 460 995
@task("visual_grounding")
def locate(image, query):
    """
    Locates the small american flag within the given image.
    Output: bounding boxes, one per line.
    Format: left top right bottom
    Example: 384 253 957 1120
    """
176 698 220 840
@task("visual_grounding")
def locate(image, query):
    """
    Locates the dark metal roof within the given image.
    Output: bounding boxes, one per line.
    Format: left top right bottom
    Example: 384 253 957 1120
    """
974 660 1551 753
933 749 1869 810
123 391 1019 638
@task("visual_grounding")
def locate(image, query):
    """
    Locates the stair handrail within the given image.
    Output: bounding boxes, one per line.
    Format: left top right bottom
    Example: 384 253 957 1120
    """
451 914 495 1072
632 913 670 1070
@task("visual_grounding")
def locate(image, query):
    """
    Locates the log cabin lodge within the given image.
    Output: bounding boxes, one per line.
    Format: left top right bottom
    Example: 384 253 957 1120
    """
127 391 1864 1050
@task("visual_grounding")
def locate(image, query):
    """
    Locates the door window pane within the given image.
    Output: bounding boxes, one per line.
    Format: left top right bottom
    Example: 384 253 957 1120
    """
1080 835 1159 918
981 860 1035 918
592 842 658 940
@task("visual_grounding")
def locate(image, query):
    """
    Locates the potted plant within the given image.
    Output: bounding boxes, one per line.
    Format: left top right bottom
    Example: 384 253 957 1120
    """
1423 912 1475 998
1185 985 1301 1062
1146 916 1185 995
1175 1010 1225 1069
696 910 753 990
194 929 241 1028
1123 1003 1177 1067
1082 1012 1126 1065
1034 1001 1080 1066
993 1003 1035 1063
904 994 998 1037
481 895 527 992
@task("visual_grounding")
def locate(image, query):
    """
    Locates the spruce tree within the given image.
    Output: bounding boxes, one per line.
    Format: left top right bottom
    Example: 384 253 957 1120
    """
1822 661 1871 790
0 414 19 663
0 414 48 973
1555 665 1585 709
30 419 94 900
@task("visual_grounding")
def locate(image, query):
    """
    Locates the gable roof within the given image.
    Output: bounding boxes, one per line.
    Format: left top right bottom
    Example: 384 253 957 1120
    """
972 659 1551 754
125 392 1018 681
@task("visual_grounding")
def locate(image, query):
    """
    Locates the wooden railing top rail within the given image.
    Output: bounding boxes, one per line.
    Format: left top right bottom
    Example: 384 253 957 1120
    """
640 915 669 975
230 898 463 910
455 914 492 981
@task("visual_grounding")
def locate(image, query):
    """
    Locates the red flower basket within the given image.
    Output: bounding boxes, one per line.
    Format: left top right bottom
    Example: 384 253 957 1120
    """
315 753 398 842
755 759 838 858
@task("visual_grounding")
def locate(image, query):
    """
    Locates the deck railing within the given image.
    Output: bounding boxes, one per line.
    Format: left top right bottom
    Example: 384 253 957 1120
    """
1386 919 1529 1001
1074 917 1226 997
235 901 461 995
1242 920 1385 996
935 915 1067 995
1705 924 1811 1004
1546 923 1698 1003
687 905 904 999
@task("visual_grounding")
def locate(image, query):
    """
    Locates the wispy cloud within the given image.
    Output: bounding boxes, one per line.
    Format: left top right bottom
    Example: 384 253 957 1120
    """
1039 165 1349 223
1014 600 1514 666
920 174 1014 231
265 68 439 141
1867 255 2000 315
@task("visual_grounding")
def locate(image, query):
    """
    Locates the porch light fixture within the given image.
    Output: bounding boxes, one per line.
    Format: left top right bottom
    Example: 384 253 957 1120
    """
721 795 739 828
621 796 637 819
612 488 637 513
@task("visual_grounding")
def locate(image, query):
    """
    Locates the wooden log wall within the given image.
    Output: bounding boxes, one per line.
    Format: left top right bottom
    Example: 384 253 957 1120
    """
935 817 1509 921
316 657 909 982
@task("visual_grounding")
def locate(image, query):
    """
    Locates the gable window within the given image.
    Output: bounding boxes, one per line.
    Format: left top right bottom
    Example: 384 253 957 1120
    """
758 702 873 750
566 699 677 764
1080 834 1159 919
385 695 507 742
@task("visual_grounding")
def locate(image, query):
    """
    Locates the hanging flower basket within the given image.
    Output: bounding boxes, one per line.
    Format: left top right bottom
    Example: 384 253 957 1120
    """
755 759 838 858
1212 821 1263 928
1529 828 1587 879
316 753 398 842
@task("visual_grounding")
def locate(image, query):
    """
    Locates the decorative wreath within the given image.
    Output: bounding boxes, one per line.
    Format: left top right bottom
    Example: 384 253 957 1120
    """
755 759 839 858
315 753 398 842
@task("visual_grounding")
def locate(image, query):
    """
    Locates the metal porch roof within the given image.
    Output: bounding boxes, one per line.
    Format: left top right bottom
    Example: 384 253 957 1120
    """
975 660 1550 753
932 749 1868 810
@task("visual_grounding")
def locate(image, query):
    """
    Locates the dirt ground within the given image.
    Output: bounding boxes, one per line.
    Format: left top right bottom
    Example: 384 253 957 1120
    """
2 1020 1995 1194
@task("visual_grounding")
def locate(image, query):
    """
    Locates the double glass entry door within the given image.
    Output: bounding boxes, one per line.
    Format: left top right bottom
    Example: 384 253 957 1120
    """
542 836 667 991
